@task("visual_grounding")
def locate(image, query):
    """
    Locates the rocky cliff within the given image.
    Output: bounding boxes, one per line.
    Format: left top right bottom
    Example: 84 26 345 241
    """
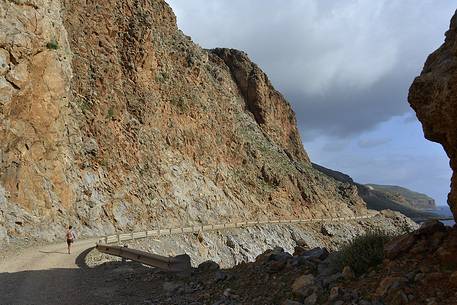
0 0 368 244
409 10 457 220
365 184 436 211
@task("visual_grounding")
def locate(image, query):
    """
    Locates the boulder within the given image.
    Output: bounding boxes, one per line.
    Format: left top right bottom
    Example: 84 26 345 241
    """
303 292 317 305
292 274 315 296
449 270 457 287
293 246 308 256
328 286 341 301
435 246 457 269
375 276 407 297
414 220 446 237
296 238 310 249
342 266 355 280
214 270 227 282
321 272 343 288
384 234 417 259
301 247 329 260
198 260 220 271
318 252 340 276
162 281 183 295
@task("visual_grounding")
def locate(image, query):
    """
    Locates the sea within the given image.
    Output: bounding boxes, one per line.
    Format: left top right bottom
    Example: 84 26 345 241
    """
435 205 455 226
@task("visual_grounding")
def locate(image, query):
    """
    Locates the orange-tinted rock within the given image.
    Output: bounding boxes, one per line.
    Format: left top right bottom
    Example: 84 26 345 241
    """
0 0 373 242
375 276 407 297
435 246 457 269
408 10 457 220
384 234 417 259
449 271 457 287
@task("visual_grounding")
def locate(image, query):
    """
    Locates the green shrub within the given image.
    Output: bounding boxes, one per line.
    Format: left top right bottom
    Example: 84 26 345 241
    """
106 107 115 119
171 96 188 113
333 230 393 276
46 39 59 50
77 98 92 112
155 72 169 83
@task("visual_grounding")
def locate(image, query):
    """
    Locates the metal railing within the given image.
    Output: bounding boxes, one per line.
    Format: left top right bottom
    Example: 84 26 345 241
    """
95 244 191 272
95 213 377 272
97 214 376 245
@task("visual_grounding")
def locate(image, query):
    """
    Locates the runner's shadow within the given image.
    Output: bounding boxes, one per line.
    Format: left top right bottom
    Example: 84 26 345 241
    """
39 250 68 255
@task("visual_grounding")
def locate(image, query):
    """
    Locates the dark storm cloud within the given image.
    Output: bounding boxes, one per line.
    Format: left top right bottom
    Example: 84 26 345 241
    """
167 0 455 205
167 0 456 139
290 70 413 139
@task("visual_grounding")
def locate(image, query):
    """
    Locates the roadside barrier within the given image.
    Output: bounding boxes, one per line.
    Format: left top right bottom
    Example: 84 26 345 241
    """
97 214 376 244
95 213 377 271
96 244 191 272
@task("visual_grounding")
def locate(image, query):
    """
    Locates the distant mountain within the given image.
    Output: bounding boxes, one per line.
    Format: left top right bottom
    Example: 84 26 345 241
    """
311 163 354 184
365 184 436 210
312 163 439 221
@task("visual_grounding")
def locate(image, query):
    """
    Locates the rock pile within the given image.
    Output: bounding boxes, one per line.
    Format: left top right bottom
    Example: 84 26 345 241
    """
199 221 457 305
330 221 457 305
80 219 453 305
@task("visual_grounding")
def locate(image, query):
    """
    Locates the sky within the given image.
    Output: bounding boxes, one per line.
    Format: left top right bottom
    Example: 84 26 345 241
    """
167 0 456 206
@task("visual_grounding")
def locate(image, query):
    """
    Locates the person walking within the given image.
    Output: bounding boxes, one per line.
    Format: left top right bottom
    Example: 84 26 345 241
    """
66 225 76 254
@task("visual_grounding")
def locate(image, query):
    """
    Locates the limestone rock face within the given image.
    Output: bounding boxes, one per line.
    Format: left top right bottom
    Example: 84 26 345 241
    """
0 0 367 244
212 48 310 164
409 10 457 220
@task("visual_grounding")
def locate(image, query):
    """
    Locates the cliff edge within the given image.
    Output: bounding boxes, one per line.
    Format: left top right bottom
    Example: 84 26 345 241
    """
0 0 366 244
409 10 457 220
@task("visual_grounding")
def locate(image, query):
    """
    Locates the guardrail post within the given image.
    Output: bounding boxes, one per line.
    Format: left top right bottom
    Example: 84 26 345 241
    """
105 236 108 244
122 245 128 263
117 234 120 244
131 232 134 240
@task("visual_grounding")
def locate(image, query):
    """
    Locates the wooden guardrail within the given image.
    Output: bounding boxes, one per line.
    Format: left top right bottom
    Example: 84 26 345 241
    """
97 214 377 245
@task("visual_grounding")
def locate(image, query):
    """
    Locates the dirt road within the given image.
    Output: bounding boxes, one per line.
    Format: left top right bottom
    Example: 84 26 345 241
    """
0 239 98 305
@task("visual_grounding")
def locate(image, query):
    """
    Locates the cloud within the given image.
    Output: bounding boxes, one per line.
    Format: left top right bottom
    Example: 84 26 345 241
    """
322 140 350 153
166 0 455 208
358 137 392 149
304 113 453 206
403 111 419 124
166 0 455 139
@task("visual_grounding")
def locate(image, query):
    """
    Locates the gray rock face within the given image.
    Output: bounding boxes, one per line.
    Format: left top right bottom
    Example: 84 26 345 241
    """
0 49 10 76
